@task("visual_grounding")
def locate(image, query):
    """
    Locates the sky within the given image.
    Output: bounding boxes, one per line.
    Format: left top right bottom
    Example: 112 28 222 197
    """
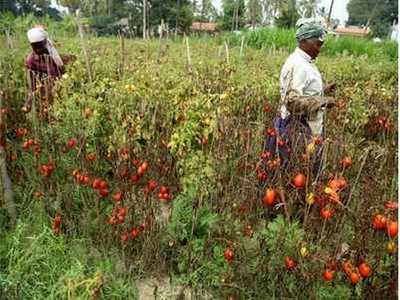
211 0 350 24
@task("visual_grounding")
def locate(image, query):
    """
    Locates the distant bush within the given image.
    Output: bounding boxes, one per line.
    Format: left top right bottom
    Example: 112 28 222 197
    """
0 13 77 36
220 27 398 61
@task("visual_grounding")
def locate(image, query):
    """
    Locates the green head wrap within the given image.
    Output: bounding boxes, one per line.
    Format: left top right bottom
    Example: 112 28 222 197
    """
296 18 328 42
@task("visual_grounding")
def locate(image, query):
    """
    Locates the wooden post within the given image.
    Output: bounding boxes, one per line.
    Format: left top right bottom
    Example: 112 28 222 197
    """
143 0 147 40
240 35 245 57
185 36 192 71
224 41 230 64
327 0 334 25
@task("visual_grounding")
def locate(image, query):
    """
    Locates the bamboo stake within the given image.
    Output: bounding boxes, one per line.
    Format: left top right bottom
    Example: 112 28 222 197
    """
185 36 192 70
224 41 230 64
119 32 125 78
240 36 245 57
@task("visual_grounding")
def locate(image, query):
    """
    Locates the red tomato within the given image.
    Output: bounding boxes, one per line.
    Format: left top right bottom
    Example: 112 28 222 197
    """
22 140 31 150
266 128 276 137
15 128 28 138
349 272 360 285
137 166 145 176
342 261 352 276
86 152 96 161
141 161 149 171
372 214 387 231
67 138 77 148
130 173 141 183
358 262 372 278
92 178 102 190
285 256 297 270
82 175 90 185
263 103 271 113
113 192 123 202
257 170 267 182
99 180 108 190
384 201 398 210
387 221 398 238
147 180 158 191
53 214 62 227
260 151 271 160
224 248 234 263
320 207 334 219
131 228 140 239
121 231 129 242
340 156 352 169
99 189 109 198
323 269 335 281
118 215 125 223
263 188 277 206
293 173 306 189
277 138 285 147
160 185 169 194
328 177 347 191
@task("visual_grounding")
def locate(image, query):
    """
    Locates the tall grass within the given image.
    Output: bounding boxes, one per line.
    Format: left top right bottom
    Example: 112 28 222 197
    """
220 27 398 61
0 209 138 299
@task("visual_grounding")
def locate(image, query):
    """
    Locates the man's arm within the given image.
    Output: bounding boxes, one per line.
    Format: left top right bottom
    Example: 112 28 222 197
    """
282 66 335 116
285 89 335 116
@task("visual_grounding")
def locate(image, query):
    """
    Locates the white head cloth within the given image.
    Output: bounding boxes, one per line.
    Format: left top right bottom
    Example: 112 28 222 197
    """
27 27 64 68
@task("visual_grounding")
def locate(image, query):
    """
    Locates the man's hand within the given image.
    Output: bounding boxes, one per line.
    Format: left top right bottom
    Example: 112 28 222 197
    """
324 83 337 95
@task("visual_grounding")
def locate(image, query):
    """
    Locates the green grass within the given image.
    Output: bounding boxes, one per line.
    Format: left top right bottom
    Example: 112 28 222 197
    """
0 206 138 300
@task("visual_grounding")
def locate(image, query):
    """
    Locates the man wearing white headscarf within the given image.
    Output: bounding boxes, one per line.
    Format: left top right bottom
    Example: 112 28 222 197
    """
264 18 337 177
23 26 74 113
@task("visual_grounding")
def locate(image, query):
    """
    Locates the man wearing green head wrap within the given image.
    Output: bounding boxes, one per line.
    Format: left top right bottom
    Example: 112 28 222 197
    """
264 18 336 178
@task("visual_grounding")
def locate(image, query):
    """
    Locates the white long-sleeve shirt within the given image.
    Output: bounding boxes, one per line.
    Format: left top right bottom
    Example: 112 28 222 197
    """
279 48 325 136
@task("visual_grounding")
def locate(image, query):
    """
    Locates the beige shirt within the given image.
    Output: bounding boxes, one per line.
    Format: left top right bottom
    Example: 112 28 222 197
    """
279 48 325 136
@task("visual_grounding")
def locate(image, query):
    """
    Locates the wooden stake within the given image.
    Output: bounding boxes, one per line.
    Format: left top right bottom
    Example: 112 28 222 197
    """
224 42 230 64
240 36 245 57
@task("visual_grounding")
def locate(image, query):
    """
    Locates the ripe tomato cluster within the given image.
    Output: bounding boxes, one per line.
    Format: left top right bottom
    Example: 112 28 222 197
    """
372 214 397 238
341 260 372 285
39 163 55 177
158 185 172 202
22 138 40 156
109 206 128 225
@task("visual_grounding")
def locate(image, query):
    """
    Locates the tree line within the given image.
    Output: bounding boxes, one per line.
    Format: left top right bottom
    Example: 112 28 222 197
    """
0 0 397 37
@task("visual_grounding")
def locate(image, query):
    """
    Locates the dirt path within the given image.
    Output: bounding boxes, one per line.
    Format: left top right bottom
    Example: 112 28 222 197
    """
136 276 213 300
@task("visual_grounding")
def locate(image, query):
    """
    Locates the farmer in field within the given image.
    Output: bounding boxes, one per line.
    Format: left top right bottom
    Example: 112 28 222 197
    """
265 18 336 177
23 26 74 114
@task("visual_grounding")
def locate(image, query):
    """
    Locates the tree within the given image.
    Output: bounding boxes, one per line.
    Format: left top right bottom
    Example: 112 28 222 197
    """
57 0 80 13
0 0 18 14
247 0 262 28
298 0 320 18
2 0 53 16
220 0 245 31
274 0 299 28
347 0 398 37
148 0 193 33
193 0 216 21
